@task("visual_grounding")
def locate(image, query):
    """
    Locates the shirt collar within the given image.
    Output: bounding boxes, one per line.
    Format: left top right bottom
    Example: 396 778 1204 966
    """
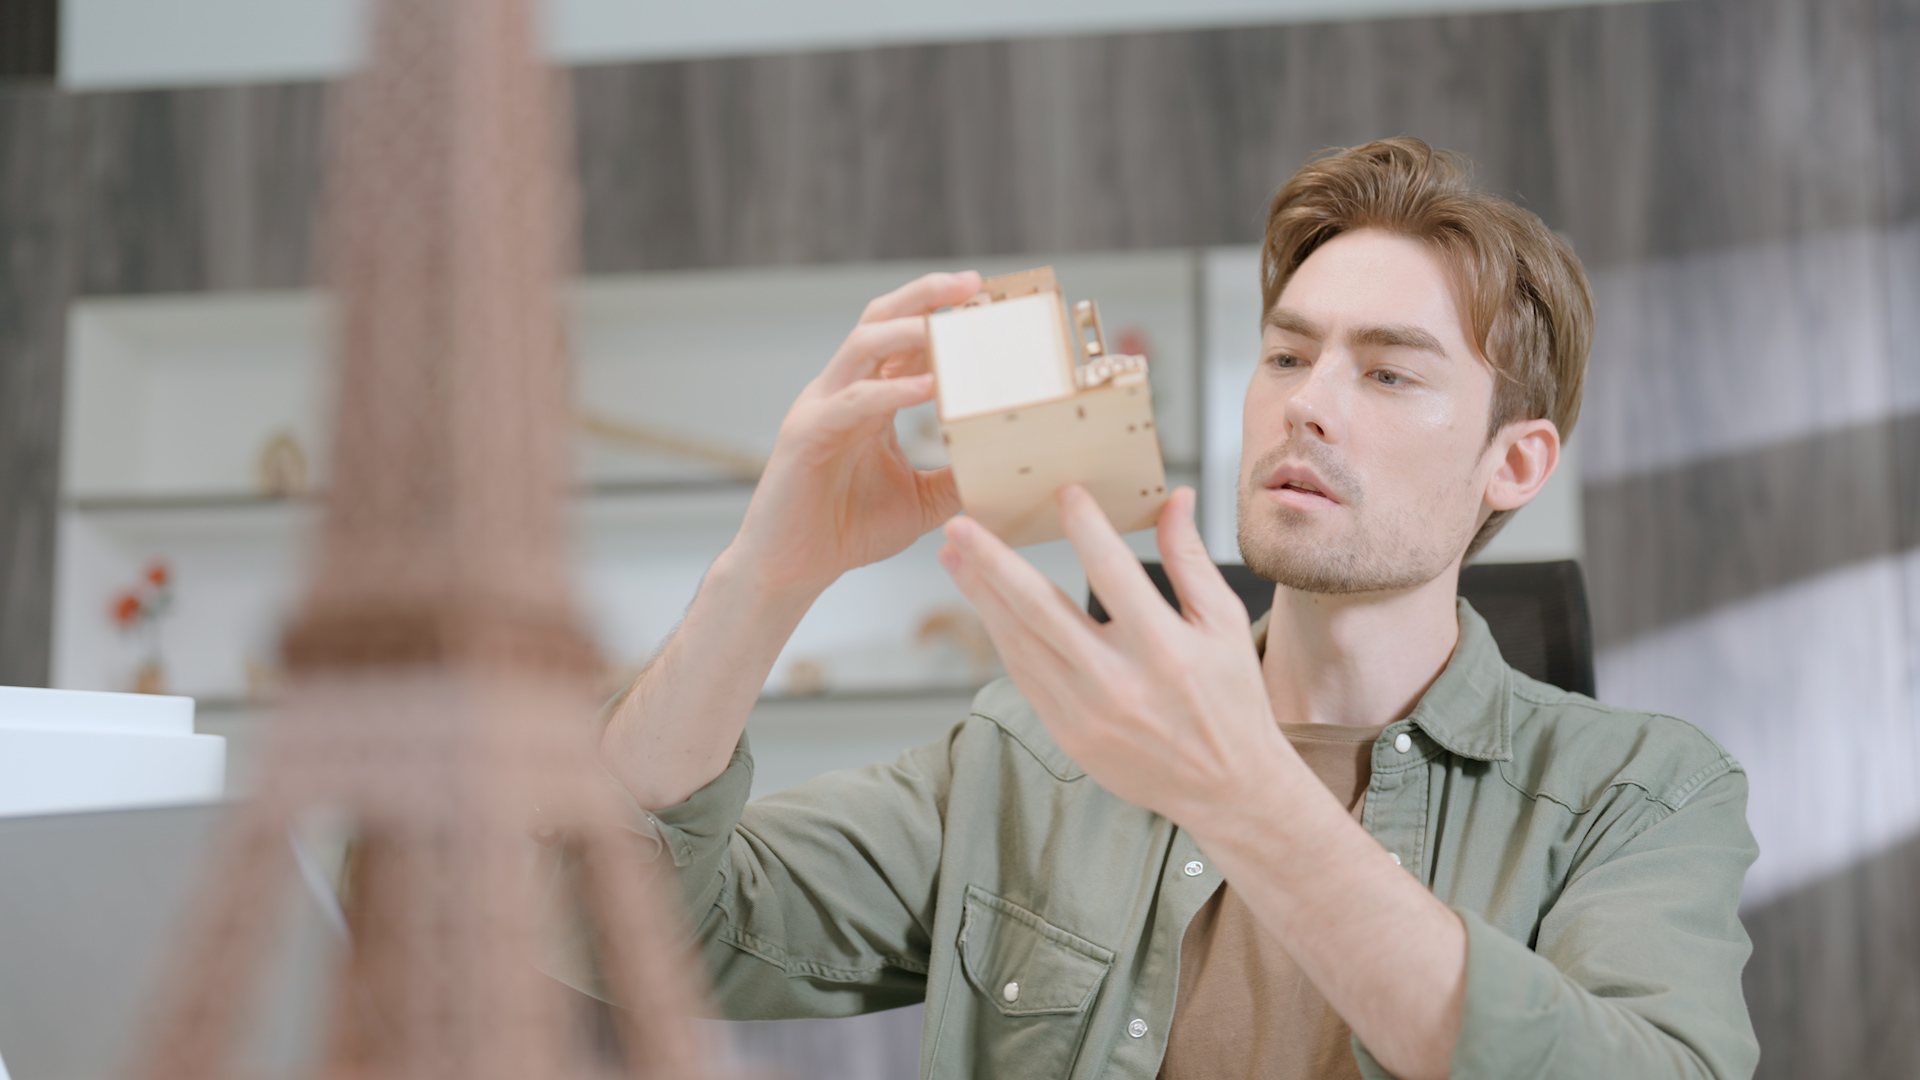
1248 596 1512 762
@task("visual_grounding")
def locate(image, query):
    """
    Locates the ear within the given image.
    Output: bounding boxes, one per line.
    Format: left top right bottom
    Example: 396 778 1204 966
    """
1484 419 1560 512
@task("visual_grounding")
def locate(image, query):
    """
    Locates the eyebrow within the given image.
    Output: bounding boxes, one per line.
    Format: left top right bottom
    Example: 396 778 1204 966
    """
1264 307 1448 358
1350 323 1448 357
1262 308 1324 339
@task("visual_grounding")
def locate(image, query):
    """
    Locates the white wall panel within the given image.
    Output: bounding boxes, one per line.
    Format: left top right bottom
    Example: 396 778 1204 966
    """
62 0 1673 91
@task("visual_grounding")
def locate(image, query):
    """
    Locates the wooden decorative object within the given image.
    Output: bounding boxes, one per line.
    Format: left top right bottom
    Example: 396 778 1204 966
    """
255 429 310 498
928 267 1168 547
577 411 766 482
913 606 998 686
129 2 716 1079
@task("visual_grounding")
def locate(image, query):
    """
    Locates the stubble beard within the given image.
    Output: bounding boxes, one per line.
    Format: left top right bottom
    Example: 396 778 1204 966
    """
1235 440 1471 596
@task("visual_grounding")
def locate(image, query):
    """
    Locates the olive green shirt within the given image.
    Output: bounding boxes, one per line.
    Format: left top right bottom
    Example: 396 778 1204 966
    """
634 600 1759 1079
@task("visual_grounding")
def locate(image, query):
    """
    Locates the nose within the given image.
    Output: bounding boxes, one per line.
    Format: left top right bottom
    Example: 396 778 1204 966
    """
1283 354 1346 444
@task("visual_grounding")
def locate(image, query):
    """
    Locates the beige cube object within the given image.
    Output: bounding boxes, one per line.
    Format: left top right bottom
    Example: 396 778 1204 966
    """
928 267 1169 547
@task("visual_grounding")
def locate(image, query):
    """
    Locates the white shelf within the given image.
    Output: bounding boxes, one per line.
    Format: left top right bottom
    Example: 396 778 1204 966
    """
56 254 1204 722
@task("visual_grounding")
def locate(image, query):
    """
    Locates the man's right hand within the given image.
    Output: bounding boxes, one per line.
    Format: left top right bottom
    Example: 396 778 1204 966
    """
722 271 982 600
602 271 981 810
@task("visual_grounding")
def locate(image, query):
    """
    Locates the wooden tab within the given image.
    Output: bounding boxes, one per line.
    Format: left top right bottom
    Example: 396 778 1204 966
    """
979 266 1059 301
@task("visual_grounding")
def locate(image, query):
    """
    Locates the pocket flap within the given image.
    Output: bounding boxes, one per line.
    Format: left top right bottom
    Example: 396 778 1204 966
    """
958 885 1114 1017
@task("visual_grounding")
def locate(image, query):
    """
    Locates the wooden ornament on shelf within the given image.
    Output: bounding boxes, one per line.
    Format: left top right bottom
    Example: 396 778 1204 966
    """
128 1 718 1079
255 429 310 498
927 267 1169 547
913 606 999 686
578 411 766 481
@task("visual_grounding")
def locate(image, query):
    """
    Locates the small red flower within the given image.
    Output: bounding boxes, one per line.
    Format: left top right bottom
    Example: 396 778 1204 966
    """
112 592 144 628
145 560 171 589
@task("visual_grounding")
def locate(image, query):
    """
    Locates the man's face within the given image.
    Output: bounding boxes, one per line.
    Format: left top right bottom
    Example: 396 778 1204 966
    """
1237 228 1499 594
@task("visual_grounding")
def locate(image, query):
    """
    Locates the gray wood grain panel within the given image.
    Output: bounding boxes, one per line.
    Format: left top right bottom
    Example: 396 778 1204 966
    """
1742 833 1920 1080
74 83 326 295
1877 0 1920 229
1878 0 1920 540
1583 413 1906 648
63 0 1888 292
560 0 1883 274
1549 0 1885 266
0 86 73 686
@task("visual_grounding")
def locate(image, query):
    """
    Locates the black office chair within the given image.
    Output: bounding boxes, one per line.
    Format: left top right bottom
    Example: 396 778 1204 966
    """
1089 559 1595 697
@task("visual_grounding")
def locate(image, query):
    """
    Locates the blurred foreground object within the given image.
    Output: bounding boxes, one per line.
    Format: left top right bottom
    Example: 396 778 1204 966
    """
0 687 223 817
130 0 714 1078
928 267 1168 546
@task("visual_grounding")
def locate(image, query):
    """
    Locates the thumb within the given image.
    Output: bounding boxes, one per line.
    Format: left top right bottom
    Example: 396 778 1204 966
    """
915 465 962 526
1156 488 1245 627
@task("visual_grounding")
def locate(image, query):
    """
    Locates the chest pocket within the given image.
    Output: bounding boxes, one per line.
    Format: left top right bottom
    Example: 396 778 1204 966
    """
956 885 1115 1076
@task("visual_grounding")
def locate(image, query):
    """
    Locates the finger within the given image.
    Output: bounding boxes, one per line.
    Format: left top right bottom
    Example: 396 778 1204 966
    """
812 373 936 436
1155 487 1250 628
860 271 983 325
818 316 930 392
943 515 1106 658
1057 485 1180 632
914 466 963 527
938 537 1077 692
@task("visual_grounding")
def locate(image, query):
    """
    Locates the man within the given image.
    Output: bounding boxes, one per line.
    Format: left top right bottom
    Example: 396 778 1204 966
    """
596 138 1759 1079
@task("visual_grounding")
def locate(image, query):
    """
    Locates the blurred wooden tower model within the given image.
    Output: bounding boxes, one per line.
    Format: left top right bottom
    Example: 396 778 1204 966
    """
928 268 1168 547
133 1 710 1078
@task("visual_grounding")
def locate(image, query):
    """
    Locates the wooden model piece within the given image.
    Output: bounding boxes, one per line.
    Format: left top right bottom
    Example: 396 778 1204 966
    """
130 1 714 1079
928 268 1168 547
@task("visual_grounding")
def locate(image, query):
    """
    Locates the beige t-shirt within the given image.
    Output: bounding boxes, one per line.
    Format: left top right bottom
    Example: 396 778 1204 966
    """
1156 721 1388 1080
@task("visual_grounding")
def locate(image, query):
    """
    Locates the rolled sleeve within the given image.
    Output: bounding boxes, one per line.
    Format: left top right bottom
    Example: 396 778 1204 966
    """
646 735 756 914
540 735 756 1001
1354 769 1759 1080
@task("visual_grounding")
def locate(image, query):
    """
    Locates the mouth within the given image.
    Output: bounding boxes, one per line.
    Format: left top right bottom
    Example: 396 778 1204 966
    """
1262 464 1343 510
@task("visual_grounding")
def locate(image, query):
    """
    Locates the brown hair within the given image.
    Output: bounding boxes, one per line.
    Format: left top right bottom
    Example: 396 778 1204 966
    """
1260 137 1594 558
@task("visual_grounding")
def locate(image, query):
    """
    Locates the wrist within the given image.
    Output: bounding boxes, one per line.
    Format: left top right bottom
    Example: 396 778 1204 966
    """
707 541 828 630
1184 733 1350 865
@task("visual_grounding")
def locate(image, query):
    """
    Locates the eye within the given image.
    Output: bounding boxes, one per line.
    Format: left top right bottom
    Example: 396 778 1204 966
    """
1267 351 1303 370
1372 368 1406 386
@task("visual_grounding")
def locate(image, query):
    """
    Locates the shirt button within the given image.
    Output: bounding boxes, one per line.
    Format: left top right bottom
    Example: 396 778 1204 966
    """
1002 981 1019 1003
1393 733 1413 753
1183 860 1204 877
1390 852 1403 866
1128 1018 1149 1038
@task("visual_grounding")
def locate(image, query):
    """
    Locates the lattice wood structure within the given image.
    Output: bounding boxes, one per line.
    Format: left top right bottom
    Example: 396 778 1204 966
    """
132 1 713 1077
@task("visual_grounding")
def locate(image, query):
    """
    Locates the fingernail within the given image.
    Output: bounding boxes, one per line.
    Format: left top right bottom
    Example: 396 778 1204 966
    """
938 542 961 571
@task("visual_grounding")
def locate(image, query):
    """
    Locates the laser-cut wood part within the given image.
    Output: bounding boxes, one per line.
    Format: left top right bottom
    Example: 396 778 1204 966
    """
928 267 1169 547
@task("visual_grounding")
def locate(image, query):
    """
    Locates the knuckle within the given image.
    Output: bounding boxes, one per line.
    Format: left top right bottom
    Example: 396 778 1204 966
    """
844 321 882 351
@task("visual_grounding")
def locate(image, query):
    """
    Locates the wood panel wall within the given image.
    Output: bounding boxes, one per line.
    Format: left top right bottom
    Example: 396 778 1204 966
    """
0 87 72 687
1 0 1914 1074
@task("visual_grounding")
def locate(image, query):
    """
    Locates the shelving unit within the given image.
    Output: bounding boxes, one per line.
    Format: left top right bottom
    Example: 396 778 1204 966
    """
55 251 1208 794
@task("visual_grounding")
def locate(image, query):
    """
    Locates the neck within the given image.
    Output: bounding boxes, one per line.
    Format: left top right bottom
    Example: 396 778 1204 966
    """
1260 566 1463 728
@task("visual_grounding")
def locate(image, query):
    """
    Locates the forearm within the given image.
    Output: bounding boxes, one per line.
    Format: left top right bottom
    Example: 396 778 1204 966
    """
1189 759 1465 1080
600 544 819 810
